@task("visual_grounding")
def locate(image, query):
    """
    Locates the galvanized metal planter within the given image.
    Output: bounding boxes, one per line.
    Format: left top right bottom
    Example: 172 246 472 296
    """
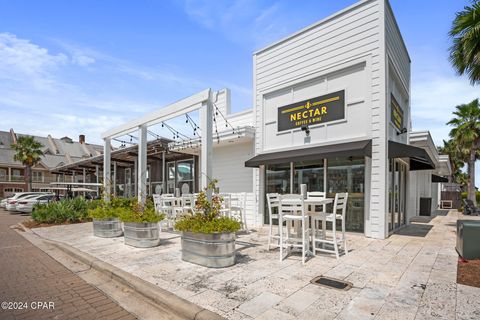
181 231 236 268
92 218 123 238
123 222 160 248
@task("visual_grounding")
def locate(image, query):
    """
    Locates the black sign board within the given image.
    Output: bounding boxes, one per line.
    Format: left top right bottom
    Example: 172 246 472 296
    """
391 95 404 131
277 90 345 132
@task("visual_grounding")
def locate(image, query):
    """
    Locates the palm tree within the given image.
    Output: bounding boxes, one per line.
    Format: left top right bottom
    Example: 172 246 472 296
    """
438 139 466 185
448 99 480 204
449 1 480 85
11 136 44 192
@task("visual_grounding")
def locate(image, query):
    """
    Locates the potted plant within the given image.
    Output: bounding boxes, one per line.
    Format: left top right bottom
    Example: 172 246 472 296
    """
175 180 242 268
119 200 165 248
88 199 123 238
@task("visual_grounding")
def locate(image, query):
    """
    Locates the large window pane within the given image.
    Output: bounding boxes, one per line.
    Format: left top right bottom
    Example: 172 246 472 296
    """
327 158 365 232
265 163 291 224
294 160 324 194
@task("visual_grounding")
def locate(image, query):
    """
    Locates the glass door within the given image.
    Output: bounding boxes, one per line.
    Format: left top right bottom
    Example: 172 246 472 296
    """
389 159 407 232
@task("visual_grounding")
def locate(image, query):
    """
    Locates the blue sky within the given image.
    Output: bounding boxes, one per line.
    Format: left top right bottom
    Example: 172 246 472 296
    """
0 1 478 154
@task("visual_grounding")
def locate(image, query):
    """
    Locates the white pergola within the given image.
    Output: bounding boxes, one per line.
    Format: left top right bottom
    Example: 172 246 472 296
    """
101 88 214 204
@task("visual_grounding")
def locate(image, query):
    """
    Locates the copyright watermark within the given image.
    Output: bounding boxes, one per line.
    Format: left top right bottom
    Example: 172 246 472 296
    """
1 301 55 310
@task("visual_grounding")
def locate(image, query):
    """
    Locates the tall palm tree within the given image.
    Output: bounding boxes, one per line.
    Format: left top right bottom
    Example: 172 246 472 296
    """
449 1 480 85
11 136 44 192
448 99 480 205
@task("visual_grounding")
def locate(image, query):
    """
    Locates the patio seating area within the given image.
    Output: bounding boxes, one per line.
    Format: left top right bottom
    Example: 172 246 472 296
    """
31 210 480 319
153 192 249 231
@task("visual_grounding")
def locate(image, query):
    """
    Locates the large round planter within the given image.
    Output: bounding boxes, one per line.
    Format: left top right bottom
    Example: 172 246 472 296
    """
123 222 160 248
93 218 123 238
181 231 236 268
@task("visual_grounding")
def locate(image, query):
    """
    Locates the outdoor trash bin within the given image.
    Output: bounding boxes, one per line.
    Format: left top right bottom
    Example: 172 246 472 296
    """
419 197 432 216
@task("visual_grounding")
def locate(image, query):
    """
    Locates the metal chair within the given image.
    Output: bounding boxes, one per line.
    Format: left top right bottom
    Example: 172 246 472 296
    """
279 194 311 264
312 192 349 259
266 193 280 249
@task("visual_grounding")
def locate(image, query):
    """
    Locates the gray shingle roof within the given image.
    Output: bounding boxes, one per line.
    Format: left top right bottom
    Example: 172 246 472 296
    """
0 130 103 169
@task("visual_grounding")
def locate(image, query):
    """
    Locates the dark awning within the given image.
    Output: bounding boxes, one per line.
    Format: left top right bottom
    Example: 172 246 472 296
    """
432 174 448 183
245 140 371 168
388 140 435 170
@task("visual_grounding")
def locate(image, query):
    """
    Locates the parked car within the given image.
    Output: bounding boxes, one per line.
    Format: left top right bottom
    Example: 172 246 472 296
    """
4 192 51 211
16 194 55 213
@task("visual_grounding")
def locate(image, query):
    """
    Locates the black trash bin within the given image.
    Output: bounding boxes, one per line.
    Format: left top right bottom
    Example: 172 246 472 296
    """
419 197 432 216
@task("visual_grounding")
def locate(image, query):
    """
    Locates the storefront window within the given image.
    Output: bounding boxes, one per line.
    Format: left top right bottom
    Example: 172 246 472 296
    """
327 158 365 232
265 163 291 224
294 161 324 194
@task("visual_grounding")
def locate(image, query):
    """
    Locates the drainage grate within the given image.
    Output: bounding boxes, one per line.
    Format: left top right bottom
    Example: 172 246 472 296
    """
310 276 352 291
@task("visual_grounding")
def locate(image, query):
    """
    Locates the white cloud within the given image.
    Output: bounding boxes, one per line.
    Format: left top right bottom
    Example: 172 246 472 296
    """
175 0 288 48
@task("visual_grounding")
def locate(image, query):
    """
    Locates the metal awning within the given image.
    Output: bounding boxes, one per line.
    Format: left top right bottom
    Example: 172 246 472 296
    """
388 140 435 170
432 174 449 183
245 140 371 168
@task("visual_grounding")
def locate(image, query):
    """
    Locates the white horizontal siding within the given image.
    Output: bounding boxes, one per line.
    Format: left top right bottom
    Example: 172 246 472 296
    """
213 141 254 193
385 2 410 90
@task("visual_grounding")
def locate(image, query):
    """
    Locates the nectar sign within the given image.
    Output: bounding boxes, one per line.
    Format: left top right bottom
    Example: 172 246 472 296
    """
277 90 345 132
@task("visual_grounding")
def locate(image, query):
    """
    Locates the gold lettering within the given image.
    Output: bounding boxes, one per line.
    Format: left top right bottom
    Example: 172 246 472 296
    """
321 106 327 114
290 114 296 121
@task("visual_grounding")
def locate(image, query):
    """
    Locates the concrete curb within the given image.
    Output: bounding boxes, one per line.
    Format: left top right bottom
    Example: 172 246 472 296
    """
18 224 225 320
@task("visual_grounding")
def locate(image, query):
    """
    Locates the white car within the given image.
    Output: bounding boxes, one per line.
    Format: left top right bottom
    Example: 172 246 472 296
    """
4 192 50 211
16 194 55 213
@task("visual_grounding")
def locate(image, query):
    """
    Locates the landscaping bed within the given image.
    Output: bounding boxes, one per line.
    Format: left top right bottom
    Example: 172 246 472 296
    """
22 219 90 229
457 259 480 288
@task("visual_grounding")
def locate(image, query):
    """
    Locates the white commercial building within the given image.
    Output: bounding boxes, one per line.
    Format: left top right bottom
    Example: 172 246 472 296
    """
101 0 451 239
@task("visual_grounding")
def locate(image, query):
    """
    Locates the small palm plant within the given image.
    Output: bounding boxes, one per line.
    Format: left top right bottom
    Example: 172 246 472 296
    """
11 136 44 191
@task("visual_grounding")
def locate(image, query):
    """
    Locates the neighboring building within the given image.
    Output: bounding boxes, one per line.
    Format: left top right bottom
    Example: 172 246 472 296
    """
0 129 102 198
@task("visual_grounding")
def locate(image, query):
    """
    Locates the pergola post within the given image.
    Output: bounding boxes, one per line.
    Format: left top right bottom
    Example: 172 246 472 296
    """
95 165 100 197
83 168 86 197
137 125 148 205
200 96 213 200
113 161 117 197
103 138 111 201
162 151 166 194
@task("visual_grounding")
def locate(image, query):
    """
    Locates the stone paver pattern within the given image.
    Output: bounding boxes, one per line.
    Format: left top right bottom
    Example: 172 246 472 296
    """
0 209 136 320
31 210 480 319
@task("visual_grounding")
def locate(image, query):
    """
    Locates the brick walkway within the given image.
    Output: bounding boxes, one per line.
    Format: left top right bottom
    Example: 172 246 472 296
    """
0 209 136 320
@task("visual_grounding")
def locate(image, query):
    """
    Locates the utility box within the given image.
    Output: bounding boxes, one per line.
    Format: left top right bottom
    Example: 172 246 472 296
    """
456 220 480 260
419 197 432 216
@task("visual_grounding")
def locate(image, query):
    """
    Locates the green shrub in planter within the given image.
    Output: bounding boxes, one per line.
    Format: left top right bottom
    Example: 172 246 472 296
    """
175 180 241 267
88 203 118 220
119 200 165 223
174 180 242 233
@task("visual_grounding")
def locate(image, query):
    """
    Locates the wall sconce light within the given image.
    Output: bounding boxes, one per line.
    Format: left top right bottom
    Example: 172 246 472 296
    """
301 125 310 136
397 128 407 135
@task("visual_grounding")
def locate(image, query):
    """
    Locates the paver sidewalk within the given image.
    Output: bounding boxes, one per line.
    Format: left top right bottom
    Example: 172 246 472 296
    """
31 210 480 319
0 209 136 320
